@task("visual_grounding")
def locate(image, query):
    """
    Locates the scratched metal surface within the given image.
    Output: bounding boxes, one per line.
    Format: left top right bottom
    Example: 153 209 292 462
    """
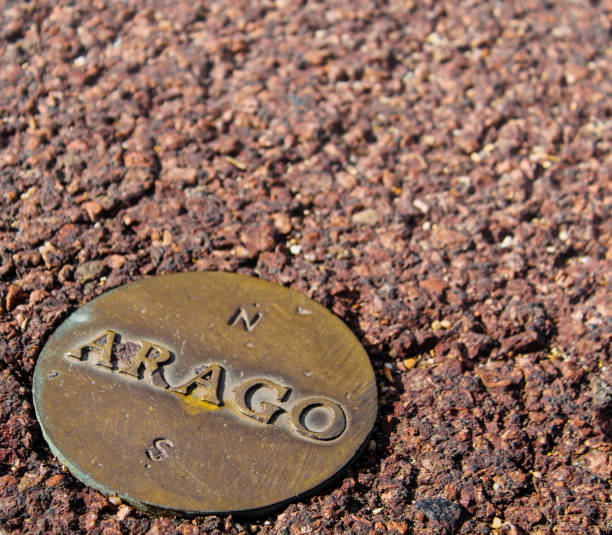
32 272 377 515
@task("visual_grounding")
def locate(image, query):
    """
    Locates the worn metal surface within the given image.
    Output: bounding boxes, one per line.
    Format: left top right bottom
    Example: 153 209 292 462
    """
33 272 377 516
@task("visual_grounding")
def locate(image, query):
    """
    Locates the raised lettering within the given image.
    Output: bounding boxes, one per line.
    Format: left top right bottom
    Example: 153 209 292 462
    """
172 364 223 406
228 306 262 332
119 341 171 384
233 378 290 423
146 438 174 461
64 328 348 441
288 397 346 441
65 330 117 369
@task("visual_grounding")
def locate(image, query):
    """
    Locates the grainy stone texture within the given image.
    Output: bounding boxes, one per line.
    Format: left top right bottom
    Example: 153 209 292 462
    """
0 0 610 534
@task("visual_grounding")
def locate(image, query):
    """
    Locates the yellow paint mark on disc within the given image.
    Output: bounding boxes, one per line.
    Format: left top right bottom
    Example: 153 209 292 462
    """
174 392 221 415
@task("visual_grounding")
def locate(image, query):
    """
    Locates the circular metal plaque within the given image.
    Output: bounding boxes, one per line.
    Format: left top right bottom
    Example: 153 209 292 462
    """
33 272 377 515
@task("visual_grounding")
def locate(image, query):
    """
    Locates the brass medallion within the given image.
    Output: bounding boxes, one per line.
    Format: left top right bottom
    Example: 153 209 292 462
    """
33 272 377 515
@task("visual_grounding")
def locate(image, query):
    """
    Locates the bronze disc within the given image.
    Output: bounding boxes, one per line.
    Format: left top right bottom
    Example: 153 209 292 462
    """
33 272 377 515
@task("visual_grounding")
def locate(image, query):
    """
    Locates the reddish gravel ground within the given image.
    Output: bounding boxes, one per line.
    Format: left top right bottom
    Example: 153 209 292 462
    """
1 0 611 534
